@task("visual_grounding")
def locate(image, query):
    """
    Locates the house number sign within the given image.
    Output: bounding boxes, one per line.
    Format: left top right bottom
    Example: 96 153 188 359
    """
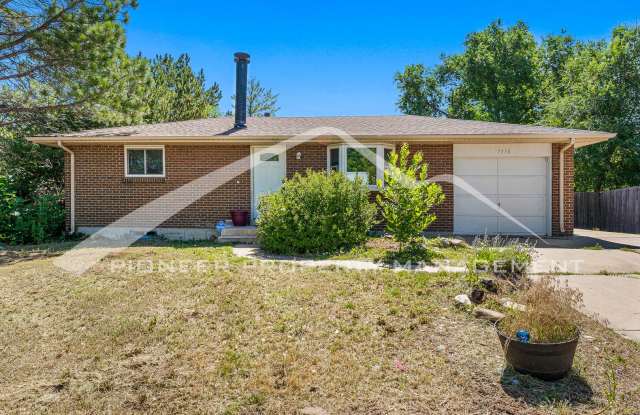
496 147 512 155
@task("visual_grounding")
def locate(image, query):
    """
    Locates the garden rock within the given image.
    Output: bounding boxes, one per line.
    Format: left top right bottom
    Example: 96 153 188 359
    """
435 237 467 248
454 294 472 306
498 298 526 311
470 288 485 304
473 307 505 322
481 279 498 293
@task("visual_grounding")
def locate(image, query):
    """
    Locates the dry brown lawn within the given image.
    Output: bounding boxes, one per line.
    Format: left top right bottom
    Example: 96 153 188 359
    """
0 242 638 414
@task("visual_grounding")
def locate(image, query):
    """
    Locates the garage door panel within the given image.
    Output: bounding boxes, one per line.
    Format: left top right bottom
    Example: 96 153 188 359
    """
454 153 549 236
500 196 546 216
455 216 499 235
454 158 497 175
454 195 500 216
499 158 547 175
498 216 546 235
454 175 498 196
499 176 546 195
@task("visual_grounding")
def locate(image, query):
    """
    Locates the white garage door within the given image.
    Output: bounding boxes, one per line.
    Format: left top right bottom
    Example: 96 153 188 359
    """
454 144 550 236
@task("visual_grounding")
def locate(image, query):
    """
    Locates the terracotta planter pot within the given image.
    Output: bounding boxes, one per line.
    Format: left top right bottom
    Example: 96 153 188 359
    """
496 324 579 381
230 210 249 227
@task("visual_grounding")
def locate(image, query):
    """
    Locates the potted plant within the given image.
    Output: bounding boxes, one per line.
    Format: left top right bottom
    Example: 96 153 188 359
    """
496 276 583 381
230 209 249 227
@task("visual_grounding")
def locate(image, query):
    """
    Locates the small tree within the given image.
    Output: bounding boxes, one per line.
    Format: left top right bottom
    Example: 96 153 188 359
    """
376 143 444 249
231 78 280 117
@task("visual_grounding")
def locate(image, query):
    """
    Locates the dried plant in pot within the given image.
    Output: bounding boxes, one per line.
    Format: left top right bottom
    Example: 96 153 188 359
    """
496 276 583 381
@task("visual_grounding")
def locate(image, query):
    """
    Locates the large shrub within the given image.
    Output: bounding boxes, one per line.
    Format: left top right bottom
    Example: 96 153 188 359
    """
257 170 376 255
0 177 65 245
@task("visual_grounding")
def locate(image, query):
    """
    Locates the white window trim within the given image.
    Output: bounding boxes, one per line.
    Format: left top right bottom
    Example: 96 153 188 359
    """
124 145 166 178
327 144 394 190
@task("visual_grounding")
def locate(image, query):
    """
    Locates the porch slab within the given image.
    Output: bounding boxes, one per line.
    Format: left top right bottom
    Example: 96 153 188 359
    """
218 226 257 243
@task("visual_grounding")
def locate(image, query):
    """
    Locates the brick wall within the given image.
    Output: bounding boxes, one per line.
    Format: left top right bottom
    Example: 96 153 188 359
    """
63 151 72 233
407 144 454 232
552 143 574 236
67 144 250 230
286 143 327 178
63 141 573 236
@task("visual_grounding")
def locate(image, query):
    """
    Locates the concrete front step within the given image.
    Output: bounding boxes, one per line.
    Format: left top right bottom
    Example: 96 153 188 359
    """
218 226 257 243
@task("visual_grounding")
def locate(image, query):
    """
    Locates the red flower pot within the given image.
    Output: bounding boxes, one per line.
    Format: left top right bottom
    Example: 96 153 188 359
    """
230 210 249 227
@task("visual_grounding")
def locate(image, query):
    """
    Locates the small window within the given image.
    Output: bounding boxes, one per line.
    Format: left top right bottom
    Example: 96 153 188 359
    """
125 146 165 177
259 153 279 162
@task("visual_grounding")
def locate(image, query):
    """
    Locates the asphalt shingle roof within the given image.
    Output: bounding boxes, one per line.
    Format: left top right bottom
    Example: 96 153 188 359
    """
45 115 613 139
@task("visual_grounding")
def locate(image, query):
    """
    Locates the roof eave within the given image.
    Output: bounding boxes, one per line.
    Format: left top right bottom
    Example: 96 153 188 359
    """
27 132 617 146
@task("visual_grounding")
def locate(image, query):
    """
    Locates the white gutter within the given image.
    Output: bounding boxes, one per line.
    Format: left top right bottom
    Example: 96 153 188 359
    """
559 138 576 234
57 141 75 234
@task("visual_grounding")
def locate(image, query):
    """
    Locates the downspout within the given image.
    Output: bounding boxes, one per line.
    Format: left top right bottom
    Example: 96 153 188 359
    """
559 138 576 234
57 141 75 234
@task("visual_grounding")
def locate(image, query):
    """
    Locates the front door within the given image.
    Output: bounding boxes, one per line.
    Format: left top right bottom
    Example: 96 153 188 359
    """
251 146 286 221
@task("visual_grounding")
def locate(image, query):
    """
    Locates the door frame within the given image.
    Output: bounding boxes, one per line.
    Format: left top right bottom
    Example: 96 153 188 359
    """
250 145 287 222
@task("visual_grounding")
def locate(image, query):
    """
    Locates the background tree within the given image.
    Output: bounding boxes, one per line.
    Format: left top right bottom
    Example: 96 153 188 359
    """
231 78 280 116
542 26 640 191
395 20 542 123
396 21 640 192
145 54 222 123
0 1 225 244
394 64 446 116
0 0 138 125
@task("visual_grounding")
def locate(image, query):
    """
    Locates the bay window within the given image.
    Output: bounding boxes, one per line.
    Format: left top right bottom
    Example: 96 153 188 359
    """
327 144 394 189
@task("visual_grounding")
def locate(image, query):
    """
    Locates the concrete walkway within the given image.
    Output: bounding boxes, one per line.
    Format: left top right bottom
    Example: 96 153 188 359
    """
232 245 467 273
548 275 640 341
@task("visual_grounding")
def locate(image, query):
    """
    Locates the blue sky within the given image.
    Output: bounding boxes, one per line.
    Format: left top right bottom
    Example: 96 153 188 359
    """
125 1 639 116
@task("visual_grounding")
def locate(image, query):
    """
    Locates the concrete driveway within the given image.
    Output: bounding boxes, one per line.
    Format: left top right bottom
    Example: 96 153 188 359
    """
533 229 640 274
547 275 640 341
529 229 640 341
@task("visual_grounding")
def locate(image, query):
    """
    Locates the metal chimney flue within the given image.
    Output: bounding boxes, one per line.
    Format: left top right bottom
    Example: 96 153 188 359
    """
234 52 250 128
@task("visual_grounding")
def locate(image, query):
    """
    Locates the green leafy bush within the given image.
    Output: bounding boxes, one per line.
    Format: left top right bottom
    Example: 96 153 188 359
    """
0 177 65 245
257 170 376 255
376 143 444 250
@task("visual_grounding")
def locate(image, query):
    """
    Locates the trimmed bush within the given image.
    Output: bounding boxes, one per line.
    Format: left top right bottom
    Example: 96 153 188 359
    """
257 170 376 255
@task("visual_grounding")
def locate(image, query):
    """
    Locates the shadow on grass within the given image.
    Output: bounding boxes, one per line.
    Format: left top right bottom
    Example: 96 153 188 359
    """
0 235 231 267
500 367 593 407
0 238 86 266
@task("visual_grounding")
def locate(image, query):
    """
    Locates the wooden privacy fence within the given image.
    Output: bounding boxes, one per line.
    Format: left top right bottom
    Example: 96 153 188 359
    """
575 186 640 233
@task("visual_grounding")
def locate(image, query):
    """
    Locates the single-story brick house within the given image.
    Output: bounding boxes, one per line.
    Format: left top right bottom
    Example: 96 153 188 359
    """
29 53 615 240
